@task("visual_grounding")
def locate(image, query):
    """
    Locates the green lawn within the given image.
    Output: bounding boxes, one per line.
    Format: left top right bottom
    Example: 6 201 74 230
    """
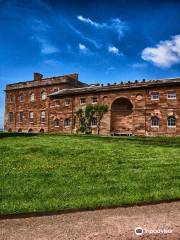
0 133 180 215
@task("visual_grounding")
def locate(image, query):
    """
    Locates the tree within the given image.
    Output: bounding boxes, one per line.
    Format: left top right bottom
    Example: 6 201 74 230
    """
94 104 108 135
75 104 108 135
84 104 96 134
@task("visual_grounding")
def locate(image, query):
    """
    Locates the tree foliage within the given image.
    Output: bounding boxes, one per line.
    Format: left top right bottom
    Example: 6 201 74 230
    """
75 104 108 135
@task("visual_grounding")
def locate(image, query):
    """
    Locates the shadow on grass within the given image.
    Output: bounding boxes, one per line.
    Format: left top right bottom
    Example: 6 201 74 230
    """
0 132 180 148
0 132 38 139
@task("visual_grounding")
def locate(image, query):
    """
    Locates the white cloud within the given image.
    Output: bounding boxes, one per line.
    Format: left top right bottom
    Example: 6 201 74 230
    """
34 37 59 54
68 24 101 48
44 59 59 66
108 46 122 56
131 63 147 68
77 16 127 40
142 35 180 68
79 43 88 51
77 15 107 28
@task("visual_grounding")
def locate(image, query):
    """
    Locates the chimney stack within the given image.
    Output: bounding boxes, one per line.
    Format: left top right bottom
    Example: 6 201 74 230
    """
34 72 43 81
69 73 78 80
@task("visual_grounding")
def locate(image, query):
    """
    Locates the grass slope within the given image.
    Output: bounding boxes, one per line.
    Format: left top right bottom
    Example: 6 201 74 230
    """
0 133 180 214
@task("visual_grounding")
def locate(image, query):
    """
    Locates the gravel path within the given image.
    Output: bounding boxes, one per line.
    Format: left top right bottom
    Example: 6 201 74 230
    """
1 201 180 240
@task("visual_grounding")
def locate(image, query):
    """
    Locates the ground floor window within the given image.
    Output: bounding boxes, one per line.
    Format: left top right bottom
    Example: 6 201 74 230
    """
64 118 71 126
167 116 176 127
19 112 23 122
29 112 34 123
9 112 13 123
151 116 159 127
41 111 46 123
54 118 60 127
91 117 97 126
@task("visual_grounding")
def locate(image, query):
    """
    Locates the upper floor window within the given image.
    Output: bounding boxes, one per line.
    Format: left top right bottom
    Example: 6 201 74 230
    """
30 93 35 102
92 97 97 104
19 112 23 122
40 111 46 123
91 117 97 126
80 97 86 105
29 112 34 123
55 100 60 107
65 98 70 106
41 91 47 100
53 88 59 92
9 112 13 123
64 118 71 126
167 92 176 99
151 116 159 127
167 116 176 127
151 92 159 101
54 118 60 127
19 95 24 102
10 95 14 103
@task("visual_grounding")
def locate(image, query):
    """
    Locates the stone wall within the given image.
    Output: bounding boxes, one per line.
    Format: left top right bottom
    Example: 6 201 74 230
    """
4 74 180 136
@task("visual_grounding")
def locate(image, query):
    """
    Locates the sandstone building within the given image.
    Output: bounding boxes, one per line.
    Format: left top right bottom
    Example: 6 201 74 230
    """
4 72 180 136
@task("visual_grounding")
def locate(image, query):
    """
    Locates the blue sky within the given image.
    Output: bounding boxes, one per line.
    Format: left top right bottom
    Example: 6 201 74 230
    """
0 0 180 128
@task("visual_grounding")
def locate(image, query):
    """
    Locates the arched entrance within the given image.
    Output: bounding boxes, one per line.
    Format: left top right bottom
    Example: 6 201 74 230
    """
28 128 33 133
18 128 22 133
111 97 133 134
40 128 44 133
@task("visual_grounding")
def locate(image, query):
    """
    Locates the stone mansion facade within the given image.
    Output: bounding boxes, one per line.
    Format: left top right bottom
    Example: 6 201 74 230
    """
4 72 180 136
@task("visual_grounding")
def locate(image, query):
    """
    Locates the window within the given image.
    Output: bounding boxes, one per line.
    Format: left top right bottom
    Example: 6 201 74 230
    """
167 92 176 99
19 95 24 102
91 117 97 126
151 116 159 127
40 111 46 123
167 116 176 127
151 92 159 100
65 98 70 106
92 97 97 104
64 118 71 126
9 112 13 123
29 112 34 123
55 100 60 107
19 112 23 122
41 91 47 100
80 97 86 105
53 88 59 92
10 95 14 103
30 93 35 102
54 118 60 127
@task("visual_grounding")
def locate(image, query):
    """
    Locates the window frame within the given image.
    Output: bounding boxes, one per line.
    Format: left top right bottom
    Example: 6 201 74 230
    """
167 116 176 128
167 92 176 100
29 111 34 123
151 116 159 128
91 117 97 126
64 118 71 127
54 118 60 127
19 95 24 102
30 92 35 102
80 97 86 105
9 112 14 123
41 91 47 100
19 112 23 123
92 97 97 104
65 98 71 106
10 95 14 103
40 111 46 123
151 92 159 101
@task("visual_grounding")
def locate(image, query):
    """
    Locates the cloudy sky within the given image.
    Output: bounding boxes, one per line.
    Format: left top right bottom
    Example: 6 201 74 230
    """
0 0 180 128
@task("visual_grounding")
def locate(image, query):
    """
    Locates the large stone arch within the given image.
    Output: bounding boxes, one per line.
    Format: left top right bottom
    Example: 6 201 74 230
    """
111 97 133 134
